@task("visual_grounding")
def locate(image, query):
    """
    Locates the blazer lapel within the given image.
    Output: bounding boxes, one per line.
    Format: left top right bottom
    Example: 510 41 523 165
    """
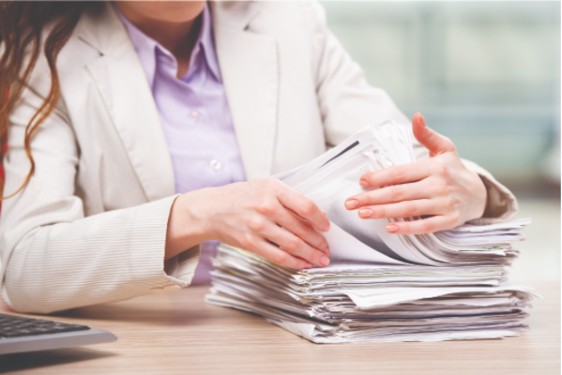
75 1 280 198
76 5 176 201
211 3 279 180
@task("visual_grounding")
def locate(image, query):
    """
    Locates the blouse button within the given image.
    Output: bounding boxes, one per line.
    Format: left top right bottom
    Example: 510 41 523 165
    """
210 159 222 171
189 110 201 123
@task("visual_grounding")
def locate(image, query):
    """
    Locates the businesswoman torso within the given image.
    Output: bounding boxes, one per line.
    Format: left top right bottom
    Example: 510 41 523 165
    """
0 1 516 313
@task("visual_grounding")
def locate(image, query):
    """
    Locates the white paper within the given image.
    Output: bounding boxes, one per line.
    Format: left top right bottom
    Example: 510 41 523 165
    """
341 285 535 309
323 222 405 265
206 122 534 344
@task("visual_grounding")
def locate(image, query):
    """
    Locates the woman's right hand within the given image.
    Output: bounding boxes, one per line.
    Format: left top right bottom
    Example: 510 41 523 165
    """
165 179 331 269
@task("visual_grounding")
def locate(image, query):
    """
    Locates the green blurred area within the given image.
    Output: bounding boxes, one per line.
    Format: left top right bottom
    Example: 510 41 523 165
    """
323 1 560 198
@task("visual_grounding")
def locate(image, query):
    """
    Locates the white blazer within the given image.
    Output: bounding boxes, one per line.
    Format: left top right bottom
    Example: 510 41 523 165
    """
0 1 517 313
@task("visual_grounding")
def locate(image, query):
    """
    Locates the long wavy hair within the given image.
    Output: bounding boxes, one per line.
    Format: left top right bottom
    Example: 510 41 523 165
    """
0 1 100 199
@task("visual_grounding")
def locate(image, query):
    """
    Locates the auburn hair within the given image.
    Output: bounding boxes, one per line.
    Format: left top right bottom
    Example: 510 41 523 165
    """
0 1 101 199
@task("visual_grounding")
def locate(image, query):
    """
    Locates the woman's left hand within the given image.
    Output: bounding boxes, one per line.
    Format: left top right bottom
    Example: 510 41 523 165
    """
344 112 487 234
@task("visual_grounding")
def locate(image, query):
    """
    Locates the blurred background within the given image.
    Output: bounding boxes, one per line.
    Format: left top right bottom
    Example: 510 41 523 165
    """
323 1 560 284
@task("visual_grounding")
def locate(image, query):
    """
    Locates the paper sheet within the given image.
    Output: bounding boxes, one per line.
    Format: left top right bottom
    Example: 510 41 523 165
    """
206 121 533 344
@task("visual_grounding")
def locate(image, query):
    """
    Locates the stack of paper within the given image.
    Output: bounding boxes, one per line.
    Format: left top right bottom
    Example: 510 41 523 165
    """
206 121 534 343
207 245 532 343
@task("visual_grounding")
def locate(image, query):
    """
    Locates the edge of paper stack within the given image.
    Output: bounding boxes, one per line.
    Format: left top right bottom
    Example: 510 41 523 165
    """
206 121 536 344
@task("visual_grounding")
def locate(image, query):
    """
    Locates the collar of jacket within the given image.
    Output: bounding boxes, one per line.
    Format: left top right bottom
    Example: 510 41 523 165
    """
73 2 279 201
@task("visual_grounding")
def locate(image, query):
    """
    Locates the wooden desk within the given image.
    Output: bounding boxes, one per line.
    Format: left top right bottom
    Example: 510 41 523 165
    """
1 281 559 374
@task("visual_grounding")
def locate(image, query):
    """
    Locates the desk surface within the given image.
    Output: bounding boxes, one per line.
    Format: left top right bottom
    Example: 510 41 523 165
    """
1 281 559 375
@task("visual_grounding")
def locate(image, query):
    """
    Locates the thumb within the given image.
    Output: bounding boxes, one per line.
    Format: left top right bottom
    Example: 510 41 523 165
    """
412 112 456 157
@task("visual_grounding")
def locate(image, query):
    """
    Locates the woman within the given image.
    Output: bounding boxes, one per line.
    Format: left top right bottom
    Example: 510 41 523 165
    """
0 1 516 313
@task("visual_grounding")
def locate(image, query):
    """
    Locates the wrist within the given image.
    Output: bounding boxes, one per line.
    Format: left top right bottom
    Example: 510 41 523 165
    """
472 174 488 220
164 192 210 260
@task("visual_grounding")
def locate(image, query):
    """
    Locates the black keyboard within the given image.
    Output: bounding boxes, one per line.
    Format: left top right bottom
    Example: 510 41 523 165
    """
0 314 90 338
0 313 117 354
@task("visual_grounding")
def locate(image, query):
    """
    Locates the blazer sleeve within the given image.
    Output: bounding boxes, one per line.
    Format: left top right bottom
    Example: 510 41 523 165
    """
304 1 518 221
0 61 198 314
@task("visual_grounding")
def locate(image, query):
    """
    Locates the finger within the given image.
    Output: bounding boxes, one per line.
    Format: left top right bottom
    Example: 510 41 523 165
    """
275 210 330 255
277 187 330 232
355 199 437 220
262 223 330 267
358 160 432 189
385 215 459 235
346 179 437 209
250 238 313 269
412 112 456 157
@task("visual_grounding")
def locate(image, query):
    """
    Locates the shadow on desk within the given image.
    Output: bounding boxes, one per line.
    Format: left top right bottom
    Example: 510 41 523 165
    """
0 348 116 372
54 288 238 327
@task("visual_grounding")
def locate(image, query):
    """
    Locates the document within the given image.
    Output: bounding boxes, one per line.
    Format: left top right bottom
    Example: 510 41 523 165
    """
205 121 534 343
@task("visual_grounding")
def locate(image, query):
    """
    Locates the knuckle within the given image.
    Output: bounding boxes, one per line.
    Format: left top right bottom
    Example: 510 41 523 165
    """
442 196 454 210
443 137 457 152
262 178 277 188
239 233 255 250
449 212 462 226
296 259 310 269
300 200 316 216
247 216 266 232
404 201 418 216
313 233 328 249
272 251 288 265
419 220 434 233
390 186 403 202
256 199 276 215
437 181 450 196
270 179 288 193
293 220 312 237
373 206 385 218
390 167 405 182
444 196 460 212
362 172 374 185
302 229 319 247
283 237 301 253
435 163 449 177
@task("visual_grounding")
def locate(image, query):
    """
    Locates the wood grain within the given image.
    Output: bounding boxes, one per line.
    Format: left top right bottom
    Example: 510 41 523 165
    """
0 281 559 375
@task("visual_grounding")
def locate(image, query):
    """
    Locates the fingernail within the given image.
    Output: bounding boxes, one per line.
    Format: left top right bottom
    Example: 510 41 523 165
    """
319 255 330 267
359 208 373 218
386 224 399 233
345 199 358 209
417 113 426 127
360 178 369 188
